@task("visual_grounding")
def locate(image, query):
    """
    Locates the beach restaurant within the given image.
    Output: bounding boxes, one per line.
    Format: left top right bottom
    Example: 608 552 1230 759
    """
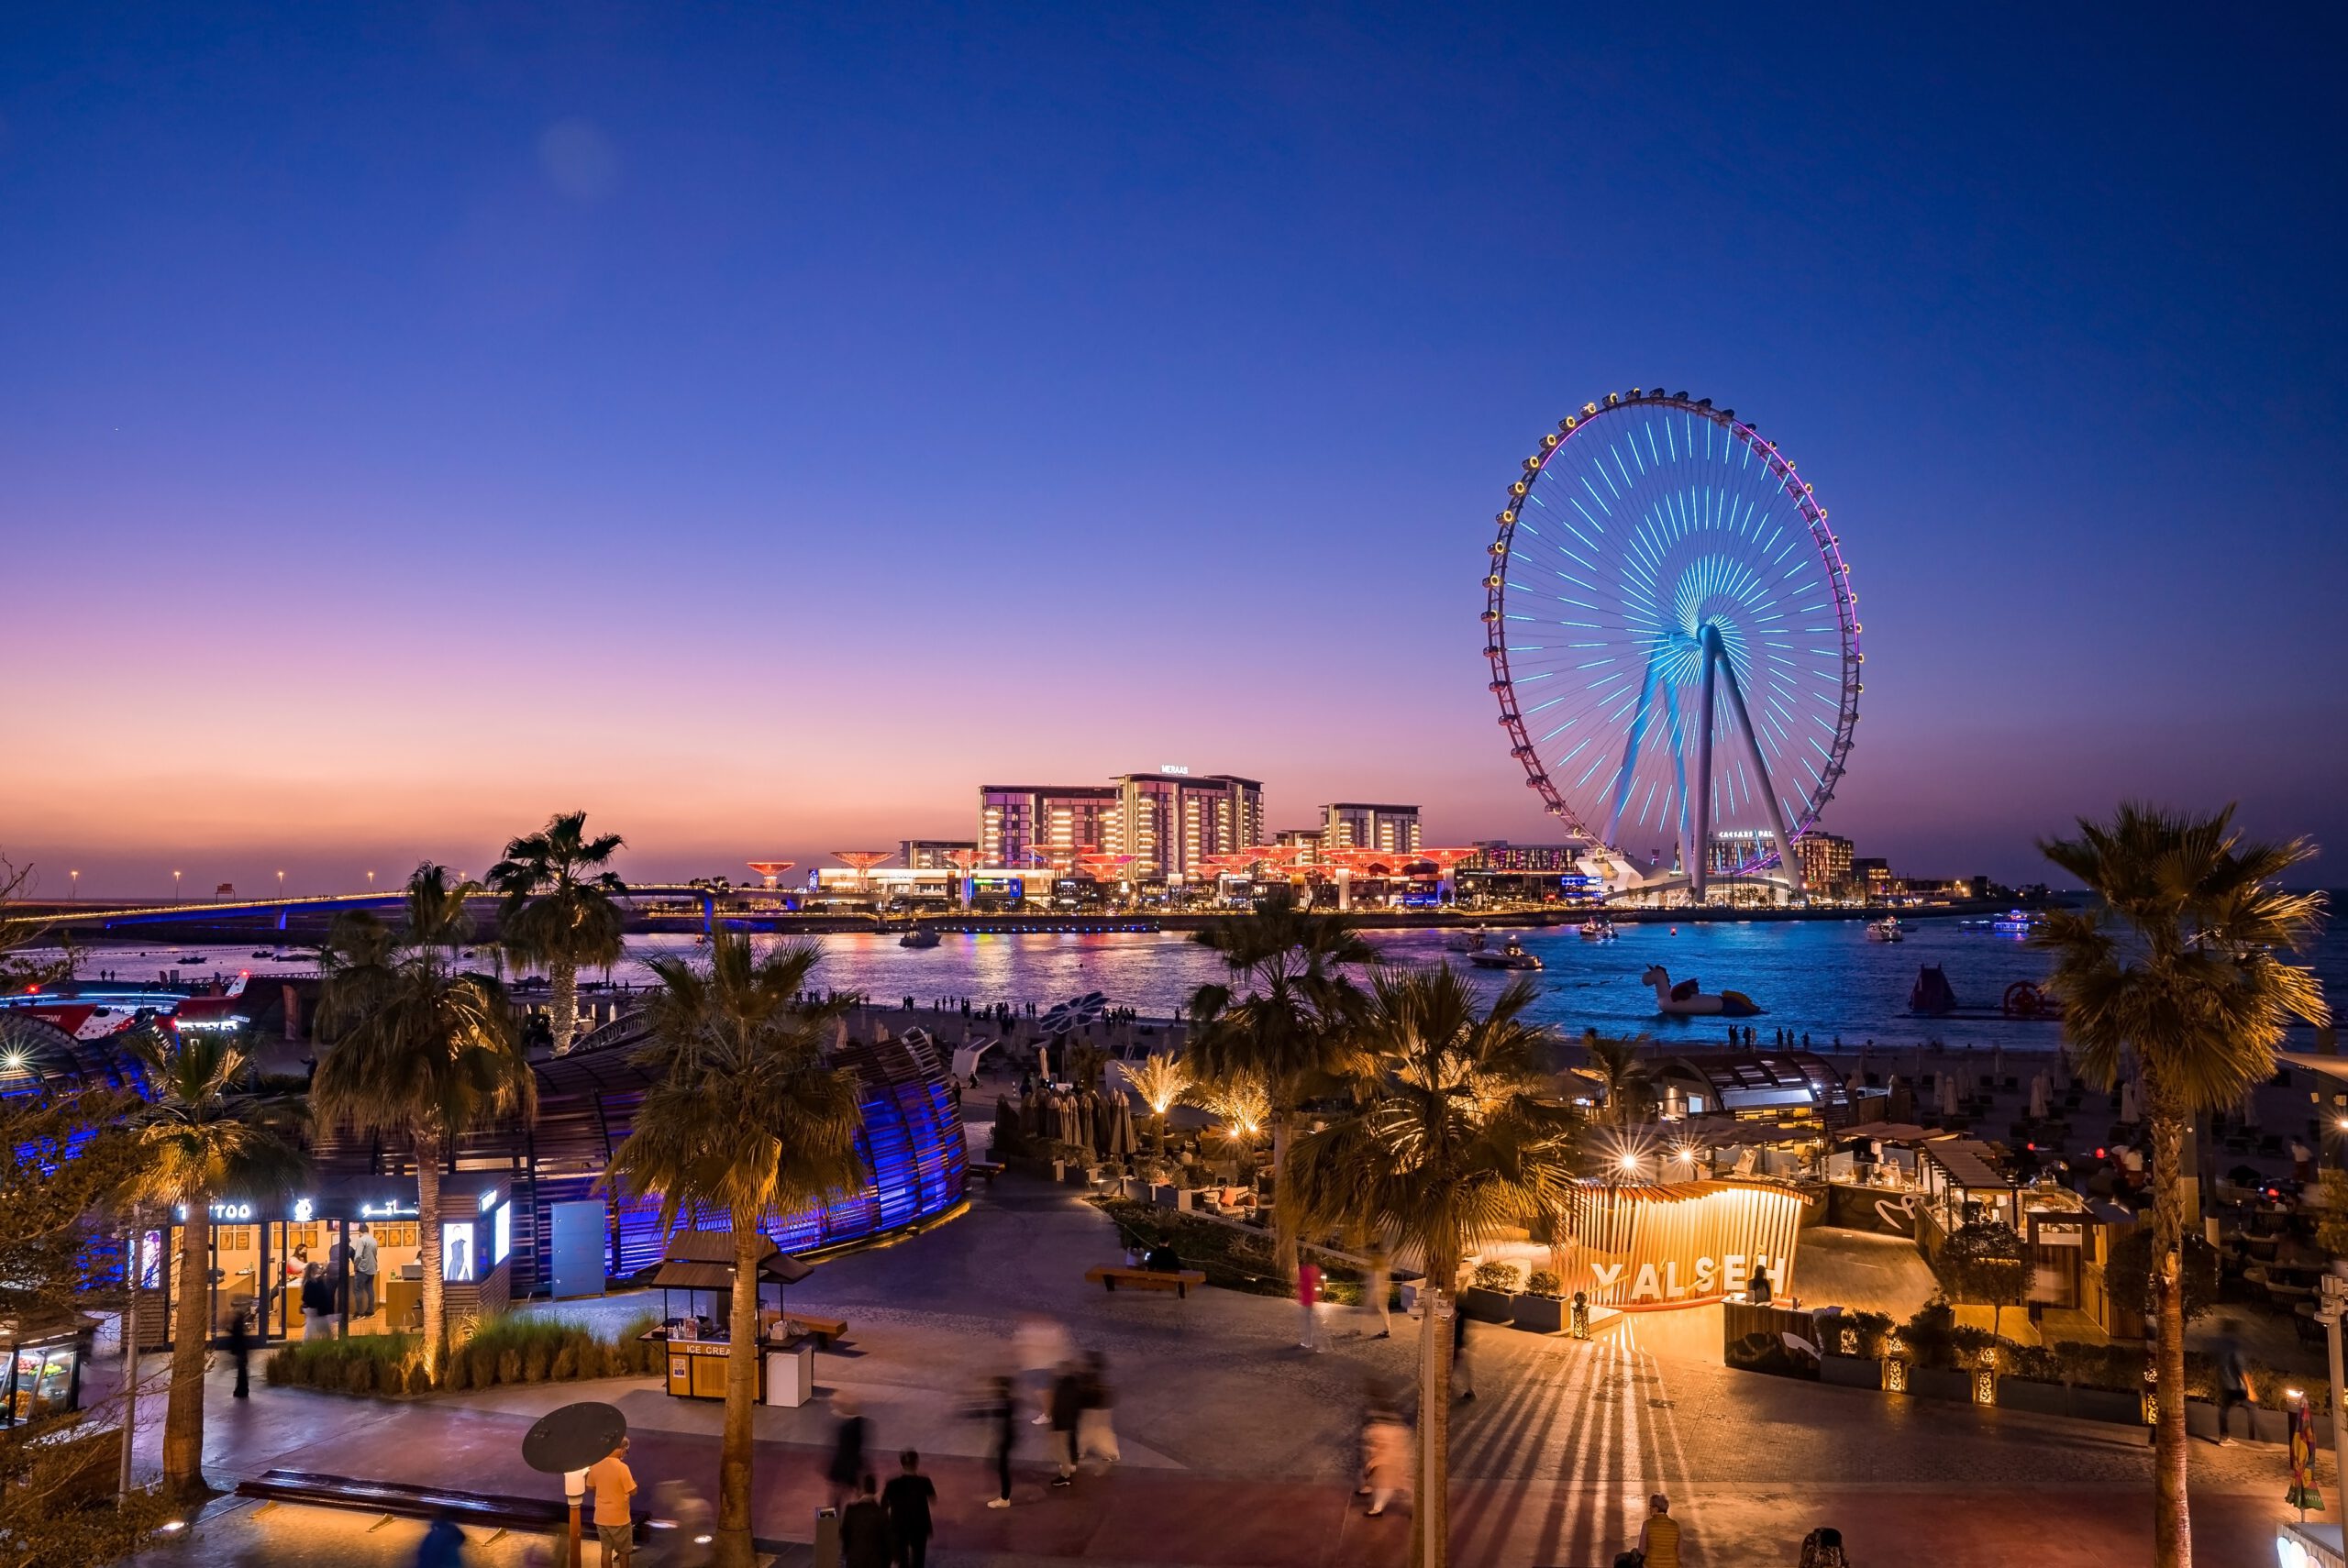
130 1173 515 1350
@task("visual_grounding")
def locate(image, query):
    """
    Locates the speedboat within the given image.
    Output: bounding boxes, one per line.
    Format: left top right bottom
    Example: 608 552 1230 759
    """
1866 917 1903 944
1468 938 1543 971
1443 927 1489 954
898 928 942 949
1578 918 1617 942
1991 910 2044 938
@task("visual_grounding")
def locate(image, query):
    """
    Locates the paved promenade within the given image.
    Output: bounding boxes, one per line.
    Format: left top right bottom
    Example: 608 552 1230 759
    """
123 1173 2317 1567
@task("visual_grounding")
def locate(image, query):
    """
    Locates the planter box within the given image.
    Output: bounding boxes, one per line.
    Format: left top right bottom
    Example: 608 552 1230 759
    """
1995 1376 2073 1418
1460 1286 1515 1324
1908 1366 1976 1404
1822 1354 1882 1390
1151 1185 1182 1210
1397 1282 1421 1315
1510 1295 1564 1334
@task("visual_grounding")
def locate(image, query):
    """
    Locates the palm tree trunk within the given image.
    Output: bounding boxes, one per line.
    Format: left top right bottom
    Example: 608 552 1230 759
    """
551 958 578 1055
1271 1111 1297 1286
2148 1095 2192 1568
416 1132 447 1378
161 1202 212 1499
714 1211 760 1568
1417 1268 1456 1568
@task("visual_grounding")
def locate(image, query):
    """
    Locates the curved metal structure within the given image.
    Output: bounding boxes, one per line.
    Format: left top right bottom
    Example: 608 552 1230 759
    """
1484 389 1860 893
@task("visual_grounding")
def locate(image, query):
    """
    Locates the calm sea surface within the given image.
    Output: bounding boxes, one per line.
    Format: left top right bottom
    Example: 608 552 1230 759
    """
60 901 2348 1054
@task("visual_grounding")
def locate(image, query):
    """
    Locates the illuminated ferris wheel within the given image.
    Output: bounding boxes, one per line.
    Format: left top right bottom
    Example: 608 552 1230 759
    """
1483 388 1861 895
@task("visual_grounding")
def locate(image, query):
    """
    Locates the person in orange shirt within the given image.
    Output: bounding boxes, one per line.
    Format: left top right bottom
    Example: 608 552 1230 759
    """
586 1437 637 1568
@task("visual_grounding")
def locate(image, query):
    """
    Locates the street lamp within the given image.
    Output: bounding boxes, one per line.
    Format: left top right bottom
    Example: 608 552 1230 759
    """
276 870 285 896
172 869 182 900
366 869 376 890
69 869 79 900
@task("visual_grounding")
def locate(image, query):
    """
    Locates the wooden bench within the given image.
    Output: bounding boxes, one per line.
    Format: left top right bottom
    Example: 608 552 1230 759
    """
966 1160 1005 1187
1086 1265 1208 1298
236 1469 604 1533
783 1314 849 1346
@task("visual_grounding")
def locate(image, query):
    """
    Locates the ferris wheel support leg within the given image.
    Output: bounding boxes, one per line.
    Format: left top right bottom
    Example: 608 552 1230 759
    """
1691 633 1720 901
1711 634 1807 895
1602 656 1664 850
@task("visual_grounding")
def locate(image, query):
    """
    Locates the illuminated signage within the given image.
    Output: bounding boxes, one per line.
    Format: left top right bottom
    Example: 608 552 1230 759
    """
1559 1180 1811 1309
207 1201 255 1221
292 1198 314 1223
360 1199 419 1220
1158 764 1190 776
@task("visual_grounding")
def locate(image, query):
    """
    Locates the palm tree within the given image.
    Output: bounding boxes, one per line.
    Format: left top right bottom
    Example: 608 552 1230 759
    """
489 811 627 1055
313 863 537 1376
1581 1032 1653 1125
2035 802 2327 1568
605 934 866 1568
1289 965 1578 1568
1185 892 1374 1280
116 1028 307 1500
1126 1052 1192 1157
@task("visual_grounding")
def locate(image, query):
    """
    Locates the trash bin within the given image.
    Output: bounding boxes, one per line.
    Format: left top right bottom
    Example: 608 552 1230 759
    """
763 1342 814 1408
812 1505 840 1568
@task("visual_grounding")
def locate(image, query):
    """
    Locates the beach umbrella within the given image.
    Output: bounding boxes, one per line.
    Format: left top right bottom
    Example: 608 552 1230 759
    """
2121 1080 2140 1124
2029 1074 2049 1122
1939 1073 1960 1119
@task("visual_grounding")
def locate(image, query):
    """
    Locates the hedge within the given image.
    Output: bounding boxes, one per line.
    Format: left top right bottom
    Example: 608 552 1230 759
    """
267 1311 665 1396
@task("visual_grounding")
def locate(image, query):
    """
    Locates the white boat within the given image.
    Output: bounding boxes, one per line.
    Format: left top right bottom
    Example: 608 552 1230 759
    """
1578 918 1617 942
1866 917 1903 944
1468 938 1543 971
898 928 941 949
1443 927 1489 954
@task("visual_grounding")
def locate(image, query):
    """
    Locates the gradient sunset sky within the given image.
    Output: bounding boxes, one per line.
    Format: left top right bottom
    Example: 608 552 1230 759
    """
6 6 2344 897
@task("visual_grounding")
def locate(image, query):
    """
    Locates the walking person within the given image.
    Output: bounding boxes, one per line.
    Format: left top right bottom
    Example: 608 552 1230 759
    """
1047 1362 1083 1488
981 1375 1016 1509
1076 1351 1120 1469
300 1262 336 1341
1634 1493 1681 1568
414 1507 469 1568
351 1220 379 1320
1452 1303 1475 1401
586 1437 637 1568
840 1474 892 1568
882 1450 936 1568
1799 1526 1852 1567
828 1396 870 1510
1360 1408 1411 1518
1013 1313 1071 1426
1363 1247 1392 1339
2212 1319 2255 1444
227 1307 252 1398
1297 1260 1324 1351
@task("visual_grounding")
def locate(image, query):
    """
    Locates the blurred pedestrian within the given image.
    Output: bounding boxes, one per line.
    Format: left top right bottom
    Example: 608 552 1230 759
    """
227 1307 251 1398
1047 1363 1083 1487
1297 1260 1324 1351
1013 1314 1071 1425
1799 1526 1852 1567
300 1263 336 1341
840 1474 892 1568
828 1396 870 1510
1361 1408 1410 1517
1452 1304 1474 1400
415 1508 468 1568
650 1480 714 1567
1363 1247 1392 1339
981 1375 1016 1508
1077 1351 1119 1468
883 1450 936 1568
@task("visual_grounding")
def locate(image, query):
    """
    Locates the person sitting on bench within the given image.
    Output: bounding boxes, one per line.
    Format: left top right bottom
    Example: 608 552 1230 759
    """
1144 1241 1182 1275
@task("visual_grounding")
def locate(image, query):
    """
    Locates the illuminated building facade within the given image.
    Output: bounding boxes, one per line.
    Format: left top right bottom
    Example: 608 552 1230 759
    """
1852 857 1896 902
1113 772 1263 879
899 839 979 870
1274 827 1324 864
1322 802 1421 856
978 785 1118 868
1796 833 1855 898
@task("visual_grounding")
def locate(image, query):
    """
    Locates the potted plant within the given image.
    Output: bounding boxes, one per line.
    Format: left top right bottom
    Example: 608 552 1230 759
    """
1512 1268 1566 1334
1461 1260 1522 1324
1821 1310 1890 1389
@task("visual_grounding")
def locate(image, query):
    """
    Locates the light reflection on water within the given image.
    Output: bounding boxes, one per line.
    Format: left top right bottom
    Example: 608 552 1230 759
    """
61 910 2346 1054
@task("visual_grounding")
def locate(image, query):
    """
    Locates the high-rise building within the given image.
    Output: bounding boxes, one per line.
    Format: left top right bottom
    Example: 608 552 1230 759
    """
900 839 980 870
979 771 1262 878
978 785 1118 867
1851 856 1896 902
1112 772 1263 879
1795 833 1855 897
1322 802 1421 856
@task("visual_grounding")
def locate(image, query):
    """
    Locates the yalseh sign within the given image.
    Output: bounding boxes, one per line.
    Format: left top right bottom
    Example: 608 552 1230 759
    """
1560 1179 1812 1310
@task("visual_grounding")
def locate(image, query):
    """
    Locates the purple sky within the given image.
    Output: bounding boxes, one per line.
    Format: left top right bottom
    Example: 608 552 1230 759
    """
5 6 2344 897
